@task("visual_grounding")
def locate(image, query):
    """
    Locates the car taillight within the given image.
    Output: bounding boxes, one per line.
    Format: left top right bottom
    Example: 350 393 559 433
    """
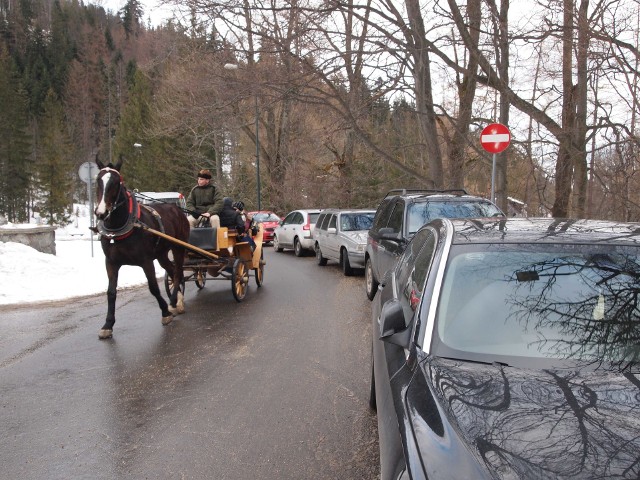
303 222 311 230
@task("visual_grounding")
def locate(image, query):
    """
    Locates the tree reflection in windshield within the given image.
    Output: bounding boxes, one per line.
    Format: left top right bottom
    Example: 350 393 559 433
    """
437 247 640 370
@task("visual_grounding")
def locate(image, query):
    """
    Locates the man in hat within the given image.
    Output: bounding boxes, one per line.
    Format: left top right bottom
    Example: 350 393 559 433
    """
186 169 223 228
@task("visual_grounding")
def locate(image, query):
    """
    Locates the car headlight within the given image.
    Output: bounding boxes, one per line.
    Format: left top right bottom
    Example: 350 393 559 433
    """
356 244 365 252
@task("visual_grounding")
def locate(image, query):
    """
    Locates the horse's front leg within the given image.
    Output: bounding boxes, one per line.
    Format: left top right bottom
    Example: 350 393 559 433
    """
99 262 121 339
142 260 173 325
158 248 185 315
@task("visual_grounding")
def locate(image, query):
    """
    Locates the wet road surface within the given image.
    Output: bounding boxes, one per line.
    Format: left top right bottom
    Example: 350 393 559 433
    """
0 248 379 479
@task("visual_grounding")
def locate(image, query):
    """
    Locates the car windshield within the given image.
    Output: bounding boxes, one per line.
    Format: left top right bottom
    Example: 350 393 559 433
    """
340 213 375 231
254 213 280 222
407 201 502 234
435 244 640 371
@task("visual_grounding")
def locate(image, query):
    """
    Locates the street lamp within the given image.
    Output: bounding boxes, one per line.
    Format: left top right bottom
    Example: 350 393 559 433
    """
224 63 261 211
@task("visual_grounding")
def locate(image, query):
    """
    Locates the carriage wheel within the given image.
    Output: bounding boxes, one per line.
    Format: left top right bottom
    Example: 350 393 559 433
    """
232 258 249 302
194 269 207 289
164 271 186 297
255 251 265 287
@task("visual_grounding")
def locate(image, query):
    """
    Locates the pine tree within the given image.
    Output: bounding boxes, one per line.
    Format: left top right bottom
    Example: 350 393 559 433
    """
0 46 32 223
35 89 74 225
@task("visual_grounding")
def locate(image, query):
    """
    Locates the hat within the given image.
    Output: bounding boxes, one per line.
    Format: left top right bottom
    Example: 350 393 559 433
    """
223 197 233 206
197 169 212 179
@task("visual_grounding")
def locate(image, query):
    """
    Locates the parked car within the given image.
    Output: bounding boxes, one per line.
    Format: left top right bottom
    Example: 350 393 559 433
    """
314 209 376 275
365 188 503 300
134 191 187 211
371 216 640 480
273 209 323 256
248 211 281 244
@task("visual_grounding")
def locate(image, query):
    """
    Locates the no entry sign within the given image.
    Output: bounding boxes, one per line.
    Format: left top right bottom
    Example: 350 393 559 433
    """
480 123 511 154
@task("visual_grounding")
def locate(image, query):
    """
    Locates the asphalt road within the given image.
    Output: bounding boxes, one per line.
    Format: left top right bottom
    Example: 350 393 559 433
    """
0 247 379 479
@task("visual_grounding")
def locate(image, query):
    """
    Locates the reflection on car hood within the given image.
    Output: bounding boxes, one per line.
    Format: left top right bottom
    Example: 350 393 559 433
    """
416 357 640 478
344 231 368 243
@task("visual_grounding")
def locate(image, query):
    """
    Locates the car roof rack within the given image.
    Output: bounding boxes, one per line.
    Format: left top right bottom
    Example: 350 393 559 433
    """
383 188 469 199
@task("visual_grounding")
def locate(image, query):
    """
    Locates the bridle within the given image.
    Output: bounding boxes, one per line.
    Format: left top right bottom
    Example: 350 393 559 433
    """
98 167 128 222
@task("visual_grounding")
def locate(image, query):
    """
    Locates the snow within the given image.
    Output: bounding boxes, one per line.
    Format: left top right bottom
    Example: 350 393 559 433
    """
0 205 158 306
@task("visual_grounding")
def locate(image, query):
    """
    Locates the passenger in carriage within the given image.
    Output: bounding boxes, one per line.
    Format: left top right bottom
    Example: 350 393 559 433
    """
186 169 223 228
219 197 246 234
233 201 257 249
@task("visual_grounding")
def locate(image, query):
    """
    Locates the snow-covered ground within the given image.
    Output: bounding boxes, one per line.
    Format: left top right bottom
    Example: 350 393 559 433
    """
0 205 157 306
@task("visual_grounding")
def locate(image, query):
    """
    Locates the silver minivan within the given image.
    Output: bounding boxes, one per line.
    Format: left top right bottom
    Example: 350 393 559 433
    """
313 209 375 275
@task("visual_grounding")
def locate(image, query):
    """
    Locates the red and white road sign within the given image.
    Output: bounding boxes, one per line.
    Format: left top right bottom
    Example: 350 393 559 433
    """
480 123 511 154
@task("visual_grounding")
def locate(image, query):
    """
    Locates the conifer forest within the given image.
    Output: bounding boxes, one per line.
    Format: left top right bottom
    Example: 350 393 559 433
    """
1 0 639 224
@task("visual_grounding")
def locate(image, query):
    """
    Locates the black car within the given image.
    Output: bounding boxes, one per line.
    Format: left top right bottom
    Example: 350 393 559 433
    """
365 189 503 300
370 217 640 480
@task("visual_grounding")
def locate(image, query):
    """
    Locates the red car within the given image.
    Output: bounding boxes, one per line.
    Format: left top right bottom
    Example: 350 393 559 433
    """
248 211 282 244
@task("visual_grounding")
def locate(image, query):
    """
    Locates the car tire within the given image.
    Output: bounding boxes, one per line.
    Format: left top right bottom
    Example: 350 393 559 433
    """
341 249 354 276
316 243 327 266
273 235 284 252
365 257 378 300
294 237 304 257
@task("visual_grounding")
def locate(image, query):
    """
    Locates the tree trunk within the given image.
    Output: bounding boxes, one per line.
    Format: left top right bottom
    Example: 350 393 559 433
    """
448 0 480 189
405 0 443 188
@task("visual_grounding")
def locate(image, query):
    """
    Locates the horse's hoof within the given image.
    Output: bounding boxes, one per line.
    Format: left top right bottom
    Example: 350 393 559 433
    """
169 303 185 315
168 305 184 315
99 329 113 339
162 314 174 325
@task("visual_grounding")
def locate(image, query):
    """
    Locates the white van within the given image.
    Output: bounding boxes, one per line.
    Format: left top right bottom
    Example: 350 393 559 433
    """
135 191 187 211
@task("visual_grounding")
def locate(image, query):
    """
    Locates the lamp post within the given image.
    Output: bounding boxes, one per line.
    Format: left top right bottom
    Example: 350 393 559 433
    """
224 63 261 210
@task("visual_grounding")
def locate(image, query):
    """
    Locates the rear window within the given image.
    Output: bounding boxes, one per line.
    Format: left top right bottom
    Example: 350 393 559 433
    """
407 200 503 234
309 212 321 224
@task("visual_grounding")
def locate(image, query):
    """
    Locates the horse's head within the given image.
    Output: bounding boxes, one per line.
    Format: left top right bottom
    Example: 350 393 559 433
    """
95 159 125 220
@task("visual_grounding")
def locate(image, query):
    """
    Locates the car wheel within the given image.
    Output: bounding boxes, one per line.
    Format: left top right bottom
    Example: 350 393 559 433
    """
273 235 284 252
294 237 304 257
365 257 378 300
316 243 327 266
369 355 377 411
341 248 354 276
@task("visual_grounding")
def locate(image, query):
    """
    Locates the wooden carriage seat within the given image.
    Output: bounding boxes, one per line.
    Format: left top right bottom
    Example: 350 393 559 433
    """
188 227 233 251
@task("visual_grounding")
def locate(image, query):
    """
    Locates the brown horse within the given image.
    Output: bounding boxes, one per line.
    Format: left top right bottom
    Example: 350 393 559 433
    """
94 159 190 339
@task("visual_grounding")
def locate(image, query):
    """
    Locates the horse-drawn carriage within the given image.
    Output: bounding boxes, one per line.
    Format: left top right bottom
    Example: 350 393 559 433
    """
92 159 265 339
161 222 265 302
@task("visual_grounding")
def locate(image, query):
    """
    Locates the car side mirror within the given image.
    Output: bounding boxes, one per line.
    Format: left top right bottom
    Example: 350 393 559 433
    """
379 227 403 243
327 227 336 234
379 299 412 348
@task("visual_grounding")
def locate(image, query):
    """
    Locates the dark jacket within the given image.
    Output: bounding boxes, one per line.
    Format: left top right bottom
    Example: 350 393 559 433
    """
219 199 245 233
186 183 223 215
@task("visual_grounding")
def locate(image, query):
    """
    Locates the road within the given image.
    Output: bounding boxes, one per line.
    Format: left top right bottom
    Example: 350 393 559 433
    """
0 248 379 479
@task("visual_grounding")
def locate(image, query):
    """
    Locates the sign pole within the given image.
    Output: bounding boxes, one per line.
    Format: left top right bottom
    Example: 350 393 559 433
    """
480 123 511 205
491 153 497 204
78 162 98 257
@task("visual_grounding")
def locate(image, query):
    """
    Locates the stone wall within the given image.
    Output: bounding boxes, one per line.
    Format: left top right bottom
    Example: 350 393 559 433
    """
0 226 56 255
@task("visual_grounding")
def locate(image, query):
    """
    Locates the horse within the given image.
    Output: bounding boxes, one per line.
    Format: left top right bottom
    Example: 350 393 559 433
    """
93 159 190 339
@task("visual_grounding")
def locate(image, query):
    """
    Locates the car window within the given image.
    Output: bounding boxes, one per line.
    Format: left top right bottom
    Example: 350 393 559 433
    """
396 229 435 317
435 244 640 369
254 213 280 222
372 199 394 232
386 202 404 234
341 213 374 231
407 200 502 234
294 212 304 224
317 213 327 230
309 212 321 224
283 212 296 225
328 214 337 229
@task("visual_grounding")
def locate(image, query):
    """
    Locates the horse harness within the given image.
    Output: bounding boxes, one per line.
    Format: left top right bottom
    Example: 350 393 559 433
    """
94 170 166 243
